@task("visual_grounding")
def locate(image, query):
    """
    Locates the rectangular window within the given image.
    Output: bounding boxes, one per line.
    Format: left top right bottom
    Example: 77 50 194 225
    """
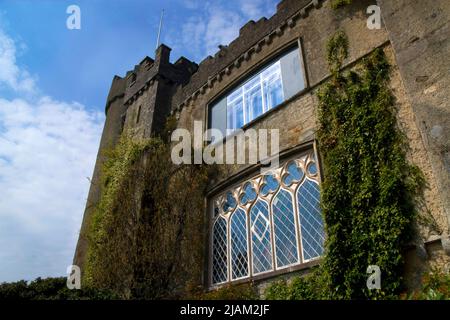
209 45 306 137
209 150 324 286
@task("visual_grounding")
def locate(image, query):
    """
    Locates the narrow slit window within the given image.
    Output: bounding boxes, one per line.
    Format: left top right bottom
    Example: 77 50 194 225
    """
136 105 141 124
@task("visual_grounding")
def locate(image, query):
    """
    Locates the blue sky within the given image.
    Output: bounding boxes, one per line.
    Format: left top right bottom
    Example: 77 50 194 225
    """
0 0 278 109
0 0 278 282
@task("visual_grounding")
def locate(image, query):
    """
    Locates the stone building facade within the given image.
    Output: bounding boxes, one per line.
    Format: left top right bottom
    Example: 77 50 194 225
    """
74 0 450 292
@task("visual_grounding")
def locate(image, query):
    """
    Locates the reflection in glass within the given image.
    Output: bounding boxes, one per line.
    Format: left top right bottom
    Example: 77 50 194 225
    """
297 179 325 261
250 200 273 274
212 217 228 284
272 189 299 267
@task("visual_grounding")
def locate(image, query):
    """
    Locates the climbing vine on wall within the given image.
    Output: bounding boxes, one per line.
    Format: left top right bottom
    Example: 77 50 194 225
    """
83 28 425 300
330 0 352 10
318 31 424 299
265 30 424 299
83 119 216 299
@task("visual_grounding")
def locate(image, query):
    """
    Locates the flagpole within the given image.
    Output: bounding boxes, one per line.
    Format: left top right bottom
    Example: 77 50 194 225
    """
156 9 164 50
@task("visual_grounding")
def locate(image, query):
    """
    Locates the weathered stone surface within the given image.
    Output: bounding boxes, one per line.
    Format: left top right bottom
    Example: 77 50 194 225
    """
74 76 126 269
74 0 450 290
379 0 450 234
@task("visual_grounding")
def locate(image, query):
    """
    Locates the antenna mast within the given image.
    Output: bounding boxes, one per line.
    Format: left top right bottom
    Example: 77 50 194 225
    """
156 9 164 50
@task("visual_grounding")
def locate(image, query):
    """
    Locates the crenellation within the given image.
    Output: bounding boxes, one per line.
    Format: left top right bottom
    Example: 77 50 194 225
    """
239 20 256 36
171 0 321 110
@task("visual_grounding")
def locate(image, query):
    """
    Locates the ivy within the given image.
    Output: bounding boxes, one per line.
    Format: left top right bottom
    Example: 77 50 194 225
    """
326 30 348 76
330 0 352 10
83 118 216 299
318 31 425 299
402 269 450 300
264 271 326 300
0 277 117 300
265 30 424 299
83 133 155 291
196 283 258 300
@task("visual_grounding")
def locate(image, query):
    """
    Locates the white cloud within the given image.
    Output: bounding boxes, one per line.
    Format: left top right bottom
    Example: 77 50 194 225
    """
203 5 244 56
168 0 278 61
177 15 207 56
0 28 104 282
182 0 200 10
0 29 37 94
239 0 267 18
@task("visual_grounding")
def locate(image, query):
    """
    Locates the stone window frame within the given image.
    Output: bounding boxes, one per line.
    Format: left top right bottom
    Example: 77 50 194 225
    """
205 37 309 145
206 141 325 289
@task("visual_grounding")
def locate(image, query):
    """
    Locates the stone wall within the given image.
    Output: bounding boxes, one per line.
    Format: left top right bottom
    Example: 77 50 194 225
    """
74 76 126 269
74 0 450 290
378 0 450 234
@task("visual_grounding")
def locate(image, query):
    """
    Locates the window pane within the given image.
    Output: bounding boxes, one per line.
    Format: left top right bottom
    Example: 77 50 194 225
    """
222 191 237 212
297 179 325 261
210 151 324 285
227 97 244 131
212 217 228 284
283 161 304 186
280 48 305 100
228 86 243 103
209 97 227 138
262 62 283 111
240 182 257 205
230 208 249 279
244 80 263 122
260 174 280 196
211 46 305 134
250 200 273 274
272 189 299 267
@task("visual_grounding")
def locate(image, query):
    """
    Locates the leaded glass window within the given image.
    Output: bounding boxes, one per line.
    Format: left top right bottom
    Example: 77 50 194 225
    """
272 188 299 268
212 216 228 284
230 208 249 280
210 150 325 285
250 200 272 275
297 179 325 261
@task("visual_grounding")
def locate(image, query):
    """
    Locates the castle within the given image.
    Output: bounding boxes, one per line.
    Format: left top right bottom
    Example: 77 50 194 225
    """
74 0 450 297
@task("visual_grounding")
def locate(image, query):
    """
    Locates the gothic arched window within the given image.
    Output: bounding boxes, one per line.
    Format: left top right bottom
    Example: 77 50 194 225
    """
250 200 273 275
230 208 249 280
212 216 228 284
272 188 299 268
297 179 325 261
210 150 324 286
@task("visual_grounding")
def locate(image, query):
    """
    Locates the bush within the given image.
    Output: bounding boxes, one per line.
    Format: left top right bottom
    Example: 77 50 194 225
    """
197 283 258 300
0 277 117 300
401 270 450 300
264 270 326 300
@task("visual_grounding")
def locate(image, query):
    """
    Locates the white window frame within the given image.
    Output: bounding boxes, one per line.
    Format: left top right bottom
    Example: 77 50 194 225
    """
226 61 284 133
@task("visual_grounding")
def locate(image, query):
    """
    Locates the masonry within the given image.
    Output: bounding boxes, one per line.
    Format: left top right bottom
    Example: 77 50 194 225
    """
74 0 450 295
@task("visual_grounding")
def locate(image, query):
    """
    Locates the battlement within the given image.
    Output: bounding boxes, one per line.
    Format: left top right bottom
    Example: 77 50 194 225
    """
106 44 197 114
105 0 320 115
170 0 319 111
